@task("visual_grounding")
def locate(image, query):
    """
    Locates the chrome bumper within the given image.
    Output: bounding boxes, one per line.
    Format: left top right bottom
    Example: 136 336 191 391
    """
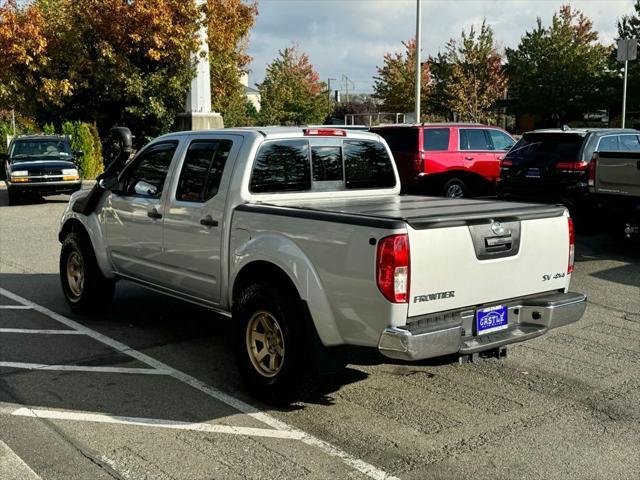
378 292 587 361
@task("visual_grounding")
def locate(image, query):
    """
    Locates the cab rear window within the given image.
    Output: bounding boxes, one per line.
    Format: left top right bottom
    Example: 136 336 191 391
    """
249 138 396 193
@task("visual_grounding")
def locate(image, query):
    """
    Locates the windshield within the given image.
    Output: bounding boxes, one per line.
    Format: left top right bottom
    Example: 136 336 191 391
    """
9 139 72 161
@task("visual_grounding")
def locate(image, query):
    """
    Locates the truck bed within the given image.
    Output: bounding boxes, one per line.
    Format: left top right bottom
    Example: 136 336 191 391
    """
237 195 566 229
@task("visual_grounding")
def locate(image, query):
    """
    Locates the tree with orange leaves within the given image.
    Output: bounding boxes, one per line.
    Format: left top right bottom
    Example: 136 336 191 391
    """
257 45 327 126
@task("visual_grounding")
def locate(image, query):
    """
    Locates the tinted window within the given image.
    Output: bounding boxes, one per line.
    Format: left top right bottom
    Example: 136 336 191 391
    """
460 129 491 150
343 140 396 189
176 140 232 202
598 136 619 151
423 128 450 151
488 130 515 151
250 140 310 193
312 145 343 182
373 128 419 151
505 134 583 164
122 142 177 198
619 135 640 152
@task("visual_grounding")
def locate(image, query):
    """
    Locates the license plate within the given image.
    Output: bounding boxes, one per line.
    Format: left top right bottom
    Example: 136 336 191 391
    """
525 168 541 179
476 305 508 334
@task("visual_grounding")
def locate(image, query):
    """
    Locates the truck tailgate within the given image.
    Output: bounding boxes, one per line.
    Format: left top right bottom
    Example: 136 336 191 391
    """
408 213 570 317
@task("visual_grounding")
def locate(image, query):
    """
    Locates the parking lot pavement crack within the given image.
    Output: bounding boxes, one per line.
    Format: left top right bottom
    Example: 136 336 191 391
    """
0 257 38 274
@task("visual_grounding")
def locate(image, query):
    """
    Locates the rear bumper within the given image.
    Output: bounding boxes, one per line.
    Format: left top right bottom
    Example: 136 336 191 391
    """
378 291 586 361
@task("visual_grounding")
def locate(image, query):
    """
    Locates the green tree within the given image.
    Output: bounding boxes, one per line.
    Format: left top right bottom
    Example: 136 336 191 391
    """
373 39 430 117
506 5 609 127
61 121 103 179
205 0 257 127
257 45 327 126
430 21 506 123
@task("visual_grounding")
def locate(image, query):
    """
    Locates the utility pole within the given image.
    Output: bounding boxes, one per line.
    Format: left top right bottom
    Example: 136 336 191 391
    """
414 0 422 123
11 108 16 136
341 75 354 104
617 38 637 128
327 77 337 109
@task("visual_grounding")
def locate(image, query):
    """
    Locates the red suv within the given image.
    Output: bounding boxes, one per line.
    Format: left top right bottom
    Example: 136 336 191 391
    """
371 124 515 197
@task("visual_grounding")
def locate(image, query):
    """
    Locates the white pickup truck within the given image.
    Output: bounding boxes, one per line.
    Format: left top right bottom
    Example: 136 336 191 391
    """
58 127 586 403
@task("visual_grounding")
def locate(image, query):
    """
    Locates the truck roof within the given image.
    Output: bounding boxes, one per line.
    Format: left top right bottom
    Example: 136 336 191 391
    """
11 134 69 142
371 123 489 129
529 128 639 137
156 127 383 142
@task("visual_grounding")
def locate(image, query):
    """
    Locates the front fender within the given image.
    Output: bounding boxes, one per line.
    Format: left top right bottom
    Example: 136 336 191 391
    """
230 232 343 346
59 195 115 280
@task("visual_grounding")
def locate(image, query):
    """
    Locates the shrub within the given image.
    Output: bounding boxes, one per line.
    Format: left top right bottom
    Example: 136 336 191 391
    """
61 121 103 179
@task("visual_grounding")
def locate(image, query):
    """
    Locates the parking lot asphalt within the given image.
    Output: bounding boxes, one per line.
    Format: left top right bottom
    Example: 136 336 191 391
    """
0 185 639 480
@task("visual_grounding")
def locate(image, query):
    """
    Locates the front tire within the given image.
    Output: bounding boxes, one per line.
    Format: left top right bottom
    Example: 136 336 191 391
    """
60 231 115 313
234 280 312 405
7 187 21 206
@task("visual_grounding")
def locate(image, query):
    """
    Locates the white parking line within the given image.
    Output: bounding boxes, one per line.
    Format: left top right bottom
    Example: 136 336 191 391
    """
12 407 306 440
0 329 83 335
0 440 42 480
0 305 32 310
0 287 399 480
0 362 169 375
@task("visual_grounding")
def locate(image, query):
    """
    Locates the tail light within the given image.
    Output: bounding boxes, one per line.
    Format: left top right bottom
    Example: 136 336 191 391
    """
500 158 513 168
414 153 424 173
567 217 575 274
376 234 410 303
587 155 597 187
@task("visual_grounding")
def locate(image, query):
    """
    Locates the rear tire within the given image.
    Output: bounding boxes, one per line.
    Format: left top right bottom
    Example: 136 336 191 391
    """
443 178 467 198
234 280 314 405
59 231 115 313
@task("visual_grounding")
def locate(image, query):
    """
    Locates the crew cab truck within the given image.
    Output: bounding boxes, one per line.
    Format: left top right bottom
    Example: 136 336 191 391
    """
58 127 586 404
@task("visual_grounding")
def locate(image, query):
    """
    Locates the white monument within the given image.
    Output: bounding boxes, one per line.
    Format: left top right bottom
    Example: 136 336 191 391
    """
176 0 223 130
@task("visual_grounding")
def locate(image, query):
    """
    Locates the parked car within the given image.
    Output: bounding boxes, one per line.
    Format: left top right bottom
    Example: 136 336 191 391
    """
589 143 640 239
498 128 640 215
370 123 515 197
58 127 585 404
2 135 82 205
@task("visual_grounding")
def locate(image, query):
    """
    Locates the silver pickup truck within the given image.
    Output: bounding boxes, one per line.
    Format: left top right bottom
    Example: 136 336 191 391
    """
58 127 586 403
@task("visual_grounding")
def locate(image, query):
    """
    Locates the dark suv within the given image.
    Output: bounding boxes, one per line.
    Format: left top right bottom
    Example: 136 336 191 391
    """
2 135 82 205
498 128 640 210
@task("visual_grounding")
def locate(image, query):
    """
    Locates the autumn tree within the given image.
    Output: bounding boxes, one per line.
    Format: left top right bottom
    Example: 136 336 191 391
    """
506 5 609 127
429 21 505 123
0 0 50 111
257 45 327 126
373 39 430 117
31 0 201 142
205 0 257 127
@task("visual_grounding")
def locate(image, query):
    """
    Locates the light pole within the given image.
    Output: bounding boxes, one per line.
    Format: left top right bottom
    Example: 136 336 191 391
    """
617 38 637 129
414 0 422 123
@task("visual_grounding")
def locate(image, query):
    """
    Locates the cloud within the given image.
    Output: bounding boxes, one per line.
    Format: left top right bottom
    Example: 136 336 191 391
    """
247 0 636 92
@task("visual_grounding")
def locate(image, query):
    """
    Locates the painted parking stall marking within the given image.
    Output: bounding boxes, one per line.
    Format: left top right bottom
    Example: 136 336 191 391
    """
0 287 399 480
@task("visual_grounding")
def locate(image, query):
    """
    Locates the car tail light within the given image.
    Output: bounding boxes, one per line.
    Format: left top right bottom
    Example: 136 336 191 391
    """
303 128 346 136
567 217 575 274
376 234 410 303
414 153 424 173
556 162 588 171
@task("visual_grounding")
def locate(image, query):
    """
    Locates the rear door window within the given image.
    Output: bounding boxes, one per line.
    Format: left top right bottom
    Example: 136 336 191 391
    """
343 140 396 189
423 128 450 151
250 140 311 193
460 129 491 151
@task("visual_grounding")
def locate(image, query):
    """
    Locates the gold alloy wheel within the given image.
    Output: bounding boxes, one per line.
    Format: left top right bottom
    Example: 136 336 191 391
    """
66 251 85 299
246 310 285 378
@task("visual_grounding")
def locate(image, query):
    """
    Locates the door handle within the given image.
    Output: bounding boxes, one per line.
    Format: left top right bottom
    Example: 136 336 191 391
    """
464 156 474 161
200 215 218 227
147 208 162 219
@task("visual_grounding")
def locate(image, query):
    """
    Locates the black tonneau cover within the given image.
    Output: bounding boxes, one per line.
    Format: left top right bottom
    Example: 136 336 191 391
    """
237 195 566 229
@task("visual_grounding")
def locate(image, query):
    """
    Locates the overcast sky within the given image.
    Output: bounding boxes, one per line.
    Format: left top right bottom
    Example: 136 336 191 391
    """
246 0 637 92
